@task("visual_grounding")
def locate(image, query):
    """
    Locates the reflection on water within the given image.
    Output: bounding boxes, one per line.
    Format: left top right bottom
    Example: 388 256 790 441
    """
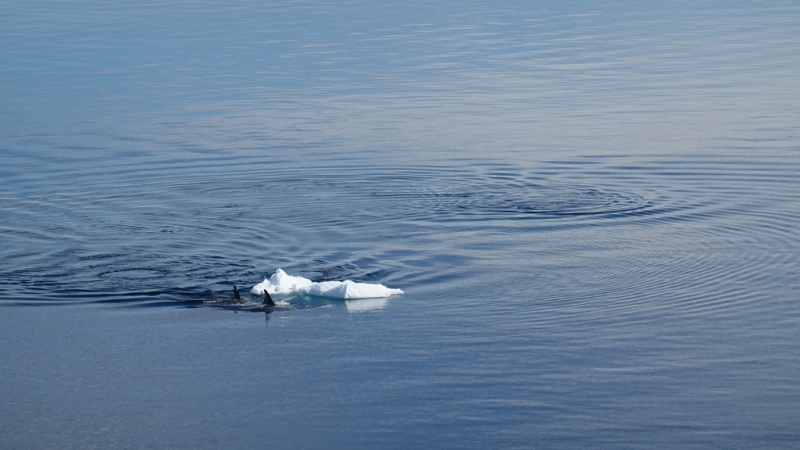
345 298 389 312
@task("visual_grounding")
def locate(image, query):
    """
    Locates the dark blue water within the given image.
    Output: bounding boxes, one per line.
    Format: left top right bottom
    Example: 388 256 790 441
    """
2 1 800 448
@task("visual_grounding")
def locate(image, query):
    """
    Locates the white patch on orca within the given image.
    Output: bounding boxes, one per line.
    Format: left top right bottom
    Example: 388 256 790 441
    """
251 268 403 299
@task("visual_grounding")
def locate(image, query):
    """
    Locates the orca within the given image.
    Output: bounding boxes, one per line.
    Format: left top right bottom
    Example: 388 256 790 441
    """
226 284 277 308
202 284 282 313
262 289 276 307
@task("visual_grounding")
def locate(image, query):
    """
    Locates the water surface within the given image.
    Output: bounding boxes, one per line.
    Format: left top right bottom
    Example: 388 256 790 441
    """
2 1 799 448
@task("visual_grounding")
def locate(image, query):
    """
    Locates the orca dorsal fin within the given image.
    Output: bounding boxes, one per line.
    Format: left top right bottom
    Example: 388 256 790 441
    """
263 290 276 307
233 285 241 301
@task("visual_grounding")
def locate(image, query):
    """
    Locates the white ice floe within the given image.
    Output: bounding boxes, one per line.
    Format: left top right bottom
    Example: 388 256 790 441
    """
250 268 403 299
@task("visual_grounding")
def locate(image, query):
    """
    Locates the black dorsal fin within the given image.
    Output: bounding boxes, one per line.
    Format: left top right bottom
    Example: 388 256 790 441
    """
263 290 276 307
233 285 241 301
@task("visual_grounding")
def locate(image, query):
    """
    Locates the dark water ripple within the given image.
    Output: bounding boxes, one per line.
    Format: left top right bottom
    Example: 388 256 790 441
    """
1 156 798 325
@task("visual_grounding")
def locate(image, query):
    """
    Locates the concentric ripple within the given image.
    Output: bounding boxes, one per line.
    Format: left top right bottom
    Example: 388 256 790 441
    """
415 183 652 219
2 156 798 317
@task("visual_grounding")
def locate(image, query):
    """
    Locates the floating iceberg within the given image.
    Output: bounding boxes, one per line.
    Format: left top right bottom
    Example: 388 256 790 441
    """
251 268 403 299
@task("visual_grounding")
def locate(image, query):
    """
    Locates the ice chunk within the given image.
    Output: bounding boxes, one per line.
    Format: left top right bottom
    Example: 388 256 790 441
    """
250 268 403 299
251 268 314 295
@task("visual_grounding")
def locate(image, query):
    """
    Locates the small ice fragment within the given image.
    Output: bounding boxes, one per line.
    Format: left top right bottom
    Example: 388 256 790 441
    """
250 268 403 299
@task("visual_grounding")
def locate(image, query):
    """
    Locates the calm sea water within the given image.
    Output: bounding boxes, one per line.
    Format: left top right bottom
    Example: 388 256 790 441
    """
2 1 800 448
